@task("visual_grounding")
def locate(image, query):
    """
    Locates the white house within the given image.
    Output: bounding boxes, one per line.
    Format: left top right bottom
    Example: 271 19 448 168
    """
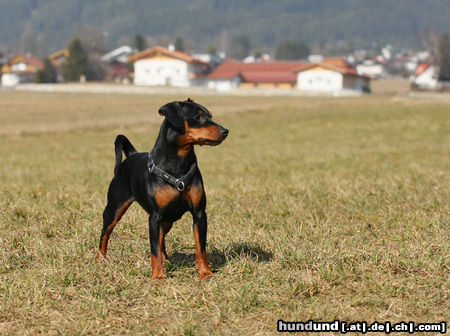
1 54 43 87
413 64 438 90
294 62 370 94
128 46 209 87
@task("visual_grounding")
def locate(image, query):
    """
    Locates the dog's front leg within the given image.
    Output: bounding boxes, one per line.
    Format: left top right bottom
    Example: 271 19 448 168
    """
192 210 213 279
149 213 166 279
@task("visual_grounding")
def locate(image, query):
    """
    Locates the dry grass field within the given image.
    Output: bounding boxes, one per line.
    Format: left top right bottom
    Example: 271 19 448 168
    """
0 90 448 335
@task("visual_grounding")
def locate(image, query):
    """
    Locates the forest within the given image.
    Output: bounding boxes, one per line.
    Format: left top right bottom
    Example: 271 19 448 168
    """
1 0 449 55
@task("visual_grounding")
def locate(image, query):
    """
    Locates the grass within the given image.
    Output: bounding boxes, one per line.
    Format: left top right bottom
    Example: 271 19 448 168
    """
0 91 448 335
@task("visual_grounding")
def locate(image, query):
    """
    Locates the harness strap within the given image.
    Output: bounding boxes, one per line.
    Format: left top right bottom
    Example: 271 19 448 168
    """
147 153 197 191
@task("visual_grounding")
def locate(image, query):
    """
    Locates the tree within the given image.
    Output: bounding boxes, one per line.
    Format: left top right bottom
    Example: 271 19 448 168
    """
35 58 57 83
62 38 88 82
229 34 250 59
133 34 147 52
438 33 450 81
275 40 310 60
174 37 185 51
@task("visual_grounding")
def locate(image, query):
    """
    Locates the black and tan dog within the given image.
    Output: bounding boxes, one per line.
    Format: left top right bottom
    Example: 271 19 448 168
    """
96 99 228 279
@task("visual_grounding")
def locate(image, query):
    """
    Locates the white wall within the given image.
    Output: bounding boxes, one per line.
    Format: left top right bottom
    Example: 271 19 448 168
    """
1 73 20 87
297 69 343 92
208 76 241 92
133 59 189 87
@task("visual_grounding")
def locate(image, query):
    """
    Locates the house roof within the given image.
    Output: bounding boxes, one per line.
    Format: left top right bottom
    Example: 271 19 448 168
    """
416 63 430 76
128 46 208 65
321 57 348 67
48 49 69 67
101 46 135 63
1 54 44 73
49 49 69 61
294 62 368 78
208 61 306 83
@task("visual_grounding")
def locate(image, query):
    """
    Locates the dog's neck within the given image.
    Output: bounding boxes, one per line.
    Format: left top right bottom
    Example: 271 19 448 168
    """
151 120 196 177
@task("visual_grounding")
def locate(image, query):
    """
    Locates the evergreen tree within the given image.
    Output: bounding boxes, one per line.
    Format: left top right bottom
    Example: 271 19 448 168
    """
275 40 310 60
35 58 57 83
62 38 88 82
174 37 185 51
133 34 147 52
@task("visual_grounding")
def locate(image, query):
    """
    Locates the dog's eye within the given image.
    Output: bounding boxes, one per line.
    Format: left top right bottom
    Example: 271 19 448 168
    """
193 114 203 121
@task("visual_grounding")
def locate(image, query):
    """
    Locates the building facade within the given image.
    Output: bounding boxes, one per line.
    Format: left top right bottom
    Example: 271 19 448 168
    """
128 46 209 87
295 63 370 94
1 54 43 87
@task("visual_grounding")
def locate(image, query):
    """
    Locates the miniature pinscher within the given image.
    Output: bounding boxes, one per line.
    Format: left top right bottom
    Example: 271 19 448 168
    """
96 98 228 279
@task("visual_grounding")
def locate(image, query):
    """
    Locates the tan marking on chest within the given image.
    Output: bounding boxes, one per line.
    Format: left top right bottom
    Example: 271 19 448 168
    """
154 185 179 208
184 185 203 208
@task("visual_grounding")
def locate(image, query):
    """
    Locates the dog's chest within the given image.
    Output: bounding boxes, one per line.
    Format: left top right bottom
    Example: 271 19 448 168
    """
154 185 203 210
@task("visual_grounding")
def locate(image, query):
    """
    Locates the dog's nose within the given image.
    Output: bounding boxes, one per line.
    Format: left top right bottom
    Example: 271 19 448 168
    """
221 128 229 138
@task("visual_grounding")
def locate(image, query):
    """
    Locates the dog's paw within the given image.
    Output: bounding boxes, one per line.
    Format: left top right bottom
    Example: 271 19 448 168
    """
198 269 213 280
152 271 167 280
95 252 106 262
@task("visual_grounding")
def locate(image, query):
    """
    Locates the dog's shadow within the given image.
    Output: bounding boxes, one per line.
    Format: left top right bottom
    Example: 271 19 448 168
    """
165 242 273 274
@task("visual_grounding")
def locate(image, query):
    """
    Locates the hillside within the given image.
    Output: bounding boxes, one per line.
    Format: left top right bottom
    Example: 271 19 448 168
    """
0 0 449 55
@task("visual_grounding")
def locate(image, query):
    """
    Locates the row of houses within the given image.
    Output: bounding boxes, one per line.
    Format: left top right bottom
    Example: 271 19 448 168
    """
127 46 370 94
1 45 371 94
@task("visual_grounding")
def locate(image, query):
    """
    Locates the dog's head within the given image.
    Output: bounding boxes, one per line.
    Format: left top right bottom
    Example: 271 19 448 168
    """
158 98 228 154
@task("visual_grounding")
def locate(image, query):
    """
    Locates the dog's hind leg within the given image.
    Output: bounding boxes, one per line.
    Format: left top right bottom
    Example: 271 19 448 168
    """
96 179 133 261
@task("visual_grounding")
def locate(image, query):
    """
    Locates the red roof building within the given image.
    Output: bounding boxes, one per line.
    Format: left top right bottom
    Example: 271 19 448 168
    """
1 54 44 86
208 61 307 90
1 54 44 74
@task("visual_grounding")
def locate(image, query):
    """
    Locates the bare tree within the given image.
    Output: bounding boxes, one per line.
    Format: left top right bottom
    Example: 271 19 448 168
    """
19 23 44 57
229 34 251 59
418 28 440 58
72 27 107 55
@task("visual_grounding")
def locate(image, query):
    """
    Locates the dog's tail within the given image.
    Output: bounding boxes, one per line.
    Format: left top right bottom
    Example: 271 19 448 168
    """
114 135 138 175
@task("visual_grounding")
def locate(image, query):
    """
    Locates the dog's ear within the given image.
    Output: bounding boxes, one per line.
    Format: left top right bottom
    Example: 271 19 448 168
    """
158 101 185 134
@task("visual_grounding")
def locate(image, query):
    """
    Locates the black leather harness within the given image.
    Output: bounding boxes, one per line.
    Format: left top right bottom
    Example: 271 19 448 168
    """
147 153 197 192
